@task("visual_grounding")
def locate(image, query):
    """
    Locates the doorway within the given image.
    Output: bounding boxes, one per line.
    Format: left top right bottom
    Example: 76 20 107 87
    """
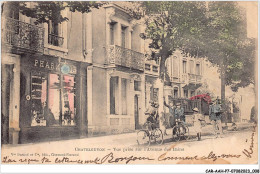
1 64 14 144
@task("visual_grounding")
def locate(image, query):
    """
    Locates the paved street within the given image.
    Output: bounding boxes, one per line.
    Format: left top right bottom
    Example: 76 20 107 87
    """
1 123 254 148
2 121 258 164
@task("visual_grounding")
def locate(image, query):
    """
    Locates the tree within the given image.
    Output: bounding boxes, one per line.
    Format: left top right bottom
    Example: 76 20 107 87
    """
205 2 255 103
13 1 256 104
140 1 255 122
11 1 104 24
140 1 209 80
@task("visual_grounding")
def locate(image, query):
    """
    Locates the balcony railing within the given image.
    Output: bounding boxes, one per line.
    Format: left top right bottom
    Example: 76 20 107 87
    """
145 60 159 76
170 77 180 83
188 73 202 84
188 73 196 83
106 45 145 71
2 17 44 53
48 33 64 47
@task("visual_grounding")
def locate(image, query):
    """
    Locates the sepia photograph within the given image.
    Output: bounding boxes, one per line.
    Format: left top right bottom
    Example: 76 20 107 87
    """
1 0 258 173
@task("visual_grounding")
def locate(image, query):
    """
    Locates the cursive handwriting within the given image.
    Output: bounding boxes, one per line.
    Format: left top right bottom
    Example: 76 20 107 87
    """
242 125 256 158
158 151 241 162
99 152 154 164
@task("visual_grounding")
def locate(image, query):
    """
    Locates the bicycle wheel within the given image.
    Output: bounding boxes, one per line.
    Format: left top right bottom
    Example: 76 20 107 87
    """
154 128 164 145
137 130 150 146
172 126 180 142
181 126 189 140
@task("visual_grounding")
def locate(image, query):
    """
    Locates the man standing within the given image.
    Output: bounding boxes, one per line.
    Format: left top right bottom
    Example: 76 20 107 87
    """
209 99 223 138
175 103 185 122
163 98 175 128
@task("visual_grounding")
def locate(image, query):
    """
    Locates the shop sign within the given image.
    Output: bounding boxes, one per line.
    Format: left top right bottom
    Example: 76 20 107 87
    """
34 59 77 74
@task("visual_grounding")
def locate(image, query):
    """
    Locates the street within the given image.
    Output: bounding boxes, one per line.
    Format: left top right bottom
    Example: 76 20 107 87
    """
1 123 257 164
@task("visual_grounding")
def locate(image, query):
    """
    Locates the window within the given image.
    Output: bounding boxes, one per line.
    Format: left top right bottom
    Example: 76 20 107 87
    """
121 26 127 48
174 87 178 98
110 77 129 115
110 77 119 115
184 90 188 98
190 60 194 74
110 22 116 45
196 64 200 75
134 81 141 91
31 71 76 127
121 78 127 115
7 2 19 19
191 90 195 97
48 20 63 47
183 61 187 73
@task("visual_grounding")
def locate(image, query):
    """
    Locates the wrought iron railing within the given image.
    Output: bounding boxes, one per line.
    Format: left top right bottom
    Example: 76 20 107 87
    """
106 45 145 71
188 73 196 83
2 17 44 53
187 73 202 84
144 59 159 76
48 33 64 47
170 77 180 83
196 75 202 83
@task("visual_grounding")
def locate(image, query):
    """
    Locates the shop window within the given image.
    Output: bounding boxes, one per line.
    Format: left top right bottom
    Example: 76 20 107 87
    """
62 75 76 126
31 72 48 126
31 71 76 127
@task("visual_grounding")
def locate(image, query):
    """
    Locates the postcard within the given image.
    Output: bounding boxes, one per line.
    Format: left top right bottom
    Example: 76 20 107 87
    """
1 1 258 169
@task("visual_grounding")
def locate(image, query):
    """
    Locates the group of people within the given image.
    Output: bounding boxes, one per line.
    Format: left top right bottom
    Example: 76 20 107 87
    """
145 97 224 141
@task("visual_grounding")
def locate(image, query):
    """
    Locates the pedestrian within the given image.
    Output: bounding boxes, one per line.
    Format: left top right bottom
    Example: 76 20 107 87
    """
163 98 175 127
175 103 185 122
145 102 159 131
192 107 203 141
209 99 223 138
160 112 168 136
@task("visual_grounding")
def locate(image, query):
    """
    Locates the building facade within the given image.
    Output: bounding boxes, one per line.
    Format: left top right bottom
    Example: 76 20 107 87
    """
1 2 89 144
86 4 147 135
164 50 204 102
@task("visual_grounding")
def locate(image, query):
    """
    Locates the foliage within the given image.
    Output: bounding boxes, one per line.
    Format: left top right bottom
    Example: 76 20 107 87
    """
18 1 104 24
141 1 255 91
205 2 255 92
140 1 209 80
15 1 256 92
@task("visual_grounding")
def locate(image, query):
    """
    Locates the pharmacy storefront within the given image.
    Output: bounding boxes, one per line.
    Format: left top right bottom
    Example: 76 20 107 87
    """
19 55 88 143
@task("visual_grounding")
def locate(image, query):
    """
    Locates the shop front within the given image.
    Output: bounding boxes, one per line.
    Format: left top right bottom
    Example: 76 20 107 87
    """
19 55 88 143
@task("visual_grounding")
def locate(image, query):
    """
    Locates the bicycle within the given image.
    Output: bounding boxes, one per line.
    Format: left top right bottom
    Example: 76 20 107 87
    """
136 121 164 146
172 119 189 141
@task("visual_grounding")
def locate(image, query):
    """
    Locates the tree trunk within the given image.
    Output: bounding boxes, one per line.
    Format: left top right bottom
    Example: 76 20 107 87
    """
159 55 166 80
220 67 227 124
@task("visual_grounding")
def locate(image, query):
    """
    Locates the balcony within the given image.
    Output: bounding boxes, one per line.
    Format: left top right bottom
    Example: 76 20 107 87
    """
106 45 145 71
145 60 159 76
170 77 180 83
48 33 64 47
188 73 202 84
2 17 44 53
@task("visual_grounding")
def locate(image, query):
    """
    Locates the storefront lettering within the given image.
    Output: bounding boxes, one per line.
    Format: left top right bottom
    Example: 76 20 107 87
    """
34 60 55 70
